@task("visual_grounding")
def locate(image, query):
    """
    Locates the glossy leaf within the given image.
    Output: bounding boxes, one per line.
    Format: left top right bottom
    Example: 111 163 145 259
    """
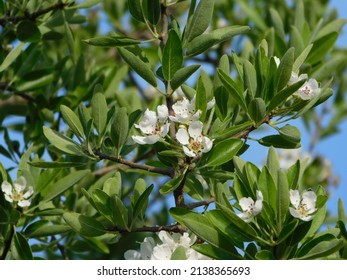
43 127 84 156
195 75 207 121
103 173 122 197
111 107 129 156
110 195 129 230
0 42 25 72
63 212 106 237
277 124 301 144
217 69 247 111
16 20 41 42
92 189 113 222
128 0 144 22
277 170 290 227
259 135 301 149
132 184 154 226
117 47 157 87
171 64 200 91
162 30 183 81
143 0 161 25
41 170 90 202
193 244 241 260
243 60 257 97
275 47 294 92
160 174 184 194
184 0 215 43
83 34 141 47
248 98 266 126
91 91 108 135
292 44 313 73
10 232 33 260
61 105 85 138
170 207 236 249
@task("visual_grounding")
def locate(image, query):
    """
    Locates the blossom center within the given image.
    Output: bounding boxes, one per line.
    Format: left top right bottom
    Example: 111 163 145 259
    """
12 191 24 202
297 201 309 217
189 139 202 152
302 86 311 96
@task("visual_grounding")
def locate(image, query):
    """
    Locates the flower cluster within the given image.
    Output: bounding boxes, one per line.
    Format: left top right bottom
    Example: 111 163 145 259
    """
132 94 215 157
237 189 318 223
274 56 321 100
1 176 33 208
124 231 210 260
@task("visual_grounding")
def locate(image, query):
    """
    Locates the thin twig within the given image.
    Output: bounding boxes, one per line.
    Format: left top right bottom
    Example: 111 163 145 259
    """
185 197 215 210
109 224 185 234
94 149 174 178
0 2 67 26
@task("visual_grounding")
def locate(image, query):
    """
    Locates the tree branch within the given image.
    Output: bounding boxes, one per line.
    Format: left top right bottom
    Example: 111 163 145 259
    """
185 197 215 210
0 2 67 26
93 149 175 178
109 224 185 234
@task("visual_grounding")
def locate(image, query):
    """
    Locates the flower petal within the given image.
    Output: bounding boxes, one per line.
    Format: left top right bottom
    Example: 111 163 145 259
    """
157 105 169 123
132 135 160 145
289 189 300 209
176 128 190 145
289 207 301 219
1 181 13 195
207 98 215 110
23 186 34 199
183 146 196 157
18 199 31 207
239 197 254 212
188 121 203 139
201 136 213 153
124 250 141 260
302 191 317 212
160 122 170 138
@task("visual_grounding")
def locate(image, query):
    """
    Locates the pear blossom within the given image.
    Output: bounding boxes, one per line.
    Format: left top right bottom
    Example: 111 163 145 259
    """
132 105 170 145
237 191 263 223
289 190 317 221
294 78 320 100
288 72 308 86
124 231 210 260
1 176 34 207
169 95 215 124
176 121 213 157
278 148 311 170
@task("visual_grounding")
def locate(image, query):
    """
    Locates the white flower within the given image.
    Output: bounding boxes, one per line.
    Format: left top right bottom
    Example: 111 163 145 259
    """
1 176 34 207
289 190 317 222
169 95 215 124
237 191 263 223
278 148 311 170
294 78 320 100
132 105 170 145
124 231 210 260
288 72 308 85
274 56 281 67
176 121 213 157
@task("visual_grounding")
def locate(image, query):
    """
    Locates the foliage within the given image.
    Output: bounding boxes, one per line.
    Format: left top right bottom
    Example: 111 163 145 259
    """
0 0 346 260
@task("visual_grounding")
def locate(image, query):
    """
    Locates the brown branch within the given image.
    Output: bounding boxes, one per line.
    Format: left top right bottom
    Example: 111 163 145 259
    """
0 2 67 26
173 168 189 207
185 197 215 210
109 224 185 234
93 149 174 178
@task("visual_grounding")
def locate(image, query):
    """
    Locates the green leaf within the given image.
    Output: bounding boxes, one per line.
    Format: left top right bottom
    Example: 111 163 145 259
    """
10 232 33 260
16 20 41 42
92 189 113 222
62 11 75 63
162 30 183 81
128 0 144 22
243 60 257 97
16 73 56 92
184 0 215 43
307 33 338 64
170 208 237 250
292 44 313 73
259 135 301 149
43 127 85 156
132 185 154 226
186 26 250 56
211 120 253 141
143 0 161 25
160 175 184 194
255 250 275 260
110 195 129 230
248 98 266 127
41 170 90 203
117 47 157 87
68 0 101 9
28 161 86 169
195 75 207 121
25 221 71 238
277 124 301 144
315 19 347 41
235 0 267 31
0 42 25 72
111 107 129 156
185 174 204 200
275 47 294 92
103 172 122 197
277 219 299 245
193 244 239 260
83 34 141 47
171 246 187 260
277 170 289 227
338 198 346 222
60 105 85 138
217 69 247 112
170 64 200 91
269 8 285 41
63 212 106 237
204 139 243 167
266 146 279 183
91 91 108 135
267 78 306 112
